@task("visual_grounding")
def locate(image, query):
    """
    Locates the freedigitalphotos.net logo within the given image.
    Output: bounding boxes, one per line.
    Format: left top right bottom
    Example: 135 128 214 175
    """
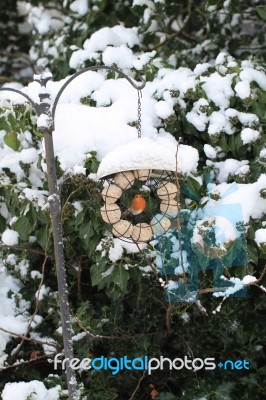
53 354 250 375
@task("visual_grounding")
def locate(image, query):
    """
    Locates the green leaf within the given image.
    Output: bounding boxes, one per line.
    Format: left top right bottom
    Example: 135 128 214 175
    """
0 116 10 131
183 176 201 201
75 211 85 228
36 226 51 250
107 70 116 80
257 89 266 104
79 221 94 238
111 265 129 292
5 187 20 213
247 242 259 265
90 263 104 288
7 113 17 130
257 5 266 20
12 216 32 241
4 131 20 151
227 134 242 157
79 221 95 255
252 101 266 119
90 258 109 289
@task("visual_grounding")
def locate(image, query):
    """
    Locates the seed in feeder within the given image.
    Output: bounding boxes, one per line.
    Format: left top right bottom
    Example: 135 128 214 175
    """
151 214 171 234
100 204 121 224
134 169 151 181
131 223 153 242
114 171 135 189
160 199 179 217
101 185 122 204
157 182 178 200
112 220 133 237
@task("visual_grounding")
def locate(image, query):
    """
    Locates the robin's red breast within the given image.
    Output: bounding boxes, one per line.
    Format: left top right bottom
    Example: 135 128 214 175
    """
128 194 147 215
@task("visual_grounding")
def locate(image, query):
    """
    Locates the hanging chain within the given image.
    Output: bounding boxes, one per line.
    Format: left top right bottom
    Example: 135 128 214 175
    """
137 89 142 139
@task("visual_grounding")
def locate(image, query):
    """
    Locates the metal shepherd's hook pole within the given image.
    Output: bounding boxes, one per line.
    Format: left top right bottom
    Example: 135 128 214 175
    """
0 66 145 400
33 72 80 400
0 71 79 399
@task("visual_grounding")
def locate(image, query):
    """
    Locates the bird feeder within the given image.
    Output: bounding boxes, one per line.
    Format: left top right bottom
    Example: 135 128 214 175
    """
97 137 186 243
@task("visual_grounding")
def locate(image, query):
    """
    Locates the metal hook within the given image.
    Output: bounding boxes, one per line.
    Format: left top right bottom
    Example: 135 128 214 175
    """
0 87 40 115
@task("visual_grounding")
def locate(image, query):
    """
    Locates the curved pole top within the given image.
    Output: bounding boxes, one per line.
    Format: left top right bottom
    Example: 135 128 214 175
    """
0 66 146 132
0 87 39 114
51 65 146 125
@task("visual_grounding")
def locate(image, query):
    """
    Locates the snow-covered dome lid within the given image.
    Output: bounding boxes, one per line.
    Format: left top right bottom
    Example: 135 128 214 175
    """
97 137 199 179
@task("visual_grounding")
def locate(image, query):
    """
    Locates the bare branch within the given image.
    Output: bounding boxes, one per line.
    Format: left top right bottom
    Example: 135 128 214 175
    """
74 314 166 341
0 353 54 372
0 326 58 350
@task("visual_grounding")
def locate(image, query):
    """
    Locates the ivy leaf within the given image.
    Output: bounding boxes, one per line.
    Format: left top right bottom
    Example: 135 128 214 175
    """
13 216 32 241
75 211 85 228
90 263 103 288
227 134 242 157
36 225 51 250
183 176 201 201
4 131 20 151
7 113 17 130
90 258 108 289
79 221 94 240
256 5 266 20
111 265 129 292
79 220 97 256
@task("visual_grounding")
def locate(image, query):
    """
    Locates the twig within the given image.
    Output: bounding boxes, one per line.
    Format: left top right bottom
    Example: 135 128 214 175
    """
0 244 53 258
0 327 58 350
195 300 208 316
128 370 147 400
199 287 226 294
0 353 54 372
74 315 166 341
255 265 266 284
253 283 266 293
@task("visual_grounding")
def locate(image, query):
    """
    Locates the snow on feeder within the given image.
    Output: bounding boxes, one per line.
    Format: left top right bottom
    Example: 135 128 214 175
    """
97 137 199 243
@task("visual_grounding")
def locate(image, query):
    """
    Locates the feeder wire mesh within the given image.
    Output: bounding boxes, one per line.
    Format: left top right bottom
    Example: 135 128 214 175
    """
100 169 180 243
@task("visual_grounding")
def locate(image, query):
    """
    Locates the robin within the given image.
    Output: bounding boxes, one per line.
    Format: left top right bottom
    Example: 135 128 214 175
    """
127 194 147 215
